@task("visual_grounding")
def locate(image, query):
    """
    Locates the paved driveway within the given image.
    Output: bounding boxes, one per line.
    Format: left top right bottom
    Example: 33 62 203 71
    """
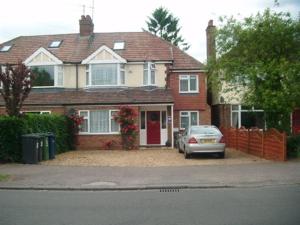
42 148 268 167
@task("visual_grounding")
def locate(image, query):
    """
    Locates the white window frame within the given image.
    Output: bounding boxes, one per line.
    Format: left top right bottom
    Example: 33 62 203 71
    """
180 111 199 130
30 65 64 88
179 75 199 93
143 62 156 86
79 110 89 133
231 105 265 129
78 110 120 135
86 63 125 87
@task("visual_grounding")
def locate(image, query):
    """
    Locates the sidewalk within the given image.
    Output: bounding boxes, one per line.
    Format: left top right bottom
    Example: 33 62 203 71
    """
0 161 300 190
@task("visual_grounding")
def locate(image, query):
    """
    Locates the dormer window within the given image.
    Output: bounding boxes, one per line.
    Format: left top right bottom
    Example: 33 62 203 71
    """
0 45 12 52
113 41 125 50
49 40 62 48
143 62 155 85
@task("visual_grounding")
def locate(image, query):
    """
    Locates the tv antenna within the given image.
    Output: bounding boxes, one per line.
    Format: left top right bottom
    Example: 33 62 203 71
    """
89 0 95 20
81 4 86 15
80 1 94 19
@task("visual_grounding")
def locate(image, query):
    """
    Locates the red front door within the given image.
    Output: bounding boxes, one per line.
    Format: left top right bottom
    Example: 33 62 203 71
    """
147 111 161 144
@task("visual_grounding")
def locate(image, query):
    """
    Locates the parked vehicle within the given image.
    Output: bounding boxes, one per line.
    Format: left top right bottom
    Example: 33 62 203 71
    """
178 125 226 159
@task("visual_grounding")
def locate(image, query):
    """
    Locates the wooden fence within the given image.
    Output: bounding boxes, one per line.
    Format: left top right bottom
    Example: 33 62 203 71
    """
220 127 286 161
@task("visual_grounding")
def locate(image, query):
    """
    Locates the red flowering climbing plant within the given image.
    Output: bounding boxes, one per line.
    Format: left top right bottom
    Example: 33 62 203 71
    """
114 106 138 150
68 113 84 134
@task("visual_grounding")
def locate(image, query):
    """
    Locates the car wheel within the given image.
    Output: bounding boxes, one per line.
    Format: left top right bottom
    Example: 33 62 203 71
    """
184 148 190 159
218 152 225 159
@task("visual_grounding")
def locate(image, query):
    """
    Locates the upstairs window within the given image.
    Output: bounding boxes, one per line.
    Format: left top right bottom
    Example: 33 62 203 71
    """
143 62 155 85
113 41 125 50
31 65 63 87
49 40 62 48
179 75 198 93
0 45 12 52
87 63 125 86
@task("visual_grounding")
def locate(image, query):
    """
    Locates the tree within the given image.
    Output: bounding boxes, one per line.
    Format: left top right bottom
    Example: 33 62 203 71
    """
208 7 300 132
0 62 34 117
146 7 190 51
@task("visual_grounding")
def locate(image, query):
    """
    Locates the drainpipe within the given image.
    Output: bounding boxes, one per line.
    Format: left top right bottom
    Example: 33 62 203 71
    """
76 64 79 90
171 104 174 148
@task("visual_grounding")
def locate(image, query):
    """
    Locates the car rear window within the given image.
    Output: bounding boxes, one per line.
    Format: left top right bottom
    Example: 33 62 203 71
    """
190 127 221 135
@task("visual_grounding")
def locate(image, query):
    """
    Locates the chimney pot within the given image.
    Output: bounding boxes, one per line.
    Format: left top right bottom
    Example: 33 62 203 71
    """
79 15 94 36
206 19 216 62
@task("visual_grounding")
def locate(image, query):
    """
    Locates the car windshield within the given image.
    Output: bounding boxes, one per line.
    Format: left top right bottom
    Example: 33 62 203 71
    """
190 127 220 135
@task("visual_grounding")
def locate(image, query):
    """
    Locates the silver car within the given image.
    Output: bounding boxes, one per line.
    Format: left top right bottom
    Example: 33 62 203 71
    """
178 125 226 159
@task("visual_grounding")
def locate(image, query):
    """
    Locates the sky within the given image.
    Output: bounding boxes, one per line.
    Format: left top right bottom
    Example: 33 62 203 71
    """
0 0 299 63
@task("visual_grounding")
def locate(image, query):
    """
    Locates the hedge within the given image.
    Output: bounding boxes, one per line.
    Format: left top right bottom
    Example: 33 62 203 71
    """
0 114 75 162
287 134 300 158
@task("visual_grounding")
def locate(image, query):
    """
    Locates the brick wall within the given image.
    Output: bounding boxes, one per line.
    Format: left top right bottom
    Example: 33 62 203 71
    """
77 135 122 150
221 127 286 161
169 72 207 110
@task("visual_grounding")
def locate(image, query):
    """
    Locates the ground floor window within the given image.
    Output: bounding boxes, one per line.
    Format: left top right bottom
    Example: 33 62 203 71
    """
231 105 265 129
79 110 119 134
180 111 198 130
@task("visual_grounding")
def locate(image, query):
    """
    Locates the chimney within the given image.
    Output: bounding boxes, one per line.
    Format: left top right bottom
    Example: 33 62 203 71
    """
79 15 94 36
206 20 216 62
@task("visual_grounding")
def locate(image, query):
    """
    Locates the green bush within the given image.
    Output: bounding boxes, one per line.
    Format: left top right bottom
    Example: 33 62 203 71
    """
0 114 75 162
287 135 300 158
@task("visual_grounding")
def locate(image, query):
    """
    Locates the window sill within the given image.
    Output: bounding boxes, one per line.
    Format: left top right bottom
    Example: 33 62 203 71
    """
32 86 64 89
78 132 120 135
85 85 127 88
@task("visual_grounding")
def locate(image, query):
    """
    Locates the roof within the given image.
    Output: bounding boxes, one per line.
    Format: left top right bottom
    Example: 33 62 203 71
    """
0 87 174 106
0 32 204 70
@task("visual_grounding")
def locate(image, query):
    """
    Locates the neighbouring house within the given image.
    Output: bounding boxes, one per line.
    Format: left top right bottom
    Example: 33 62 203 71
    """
206 20 265 130
0 15 210 149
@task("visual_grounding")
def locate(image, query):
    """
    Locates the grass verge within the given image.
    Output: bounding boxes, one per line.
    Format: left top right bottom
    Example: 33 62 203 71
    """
0 174 10 182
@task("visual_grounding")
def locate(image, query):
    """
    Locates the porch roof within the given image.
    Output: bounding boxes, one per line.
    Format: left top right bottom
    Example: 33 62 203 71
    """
0 87 174 106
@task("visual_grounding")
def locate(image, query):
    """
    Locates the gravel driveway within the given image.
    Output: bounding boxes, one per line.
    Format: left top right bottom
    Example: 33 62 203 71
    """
42 148 268 167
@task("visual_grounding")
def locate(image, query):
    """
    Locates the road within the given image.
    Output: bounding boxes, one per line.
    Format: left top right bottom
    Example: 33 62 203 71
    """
0 185 300 225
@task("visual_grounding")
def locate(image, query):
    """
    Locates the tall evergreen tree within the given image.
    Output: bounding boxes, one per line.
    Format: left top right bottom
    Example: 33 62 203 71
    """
146 7 190 51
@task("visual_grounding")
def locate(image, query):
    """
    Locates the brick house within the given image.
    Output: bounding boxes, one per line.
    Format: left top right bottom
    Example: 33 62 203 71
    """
0 15 210 149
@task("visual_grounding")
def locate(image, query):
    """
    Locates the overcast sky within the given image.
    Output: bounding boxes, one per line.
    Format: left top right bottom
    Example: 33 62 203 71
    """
0 0 299 63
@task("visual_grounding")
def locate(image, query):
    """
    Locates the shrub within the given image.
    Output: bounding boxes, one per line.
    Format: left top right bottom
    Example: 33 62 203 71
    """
0 114 75 162
287 135 300 158
114 106 138 150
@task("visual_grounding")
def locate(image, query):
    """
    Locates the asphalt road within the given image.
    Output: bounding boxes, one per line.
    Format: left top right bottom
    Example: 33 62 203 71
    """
0 185 300 225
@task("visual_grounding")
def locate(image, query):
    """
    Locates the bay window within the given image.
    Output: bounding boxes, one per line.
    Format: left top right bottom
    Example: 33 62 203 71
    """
87 63 125 86
179 75 198 93
31 65 63 87
180 111 199 130
79 110 119 134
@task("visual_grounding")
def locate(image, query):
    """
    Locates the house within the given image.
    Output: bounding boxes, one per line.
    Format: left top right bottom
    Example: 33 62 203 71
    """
0 15 211 149
206 20 265 130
